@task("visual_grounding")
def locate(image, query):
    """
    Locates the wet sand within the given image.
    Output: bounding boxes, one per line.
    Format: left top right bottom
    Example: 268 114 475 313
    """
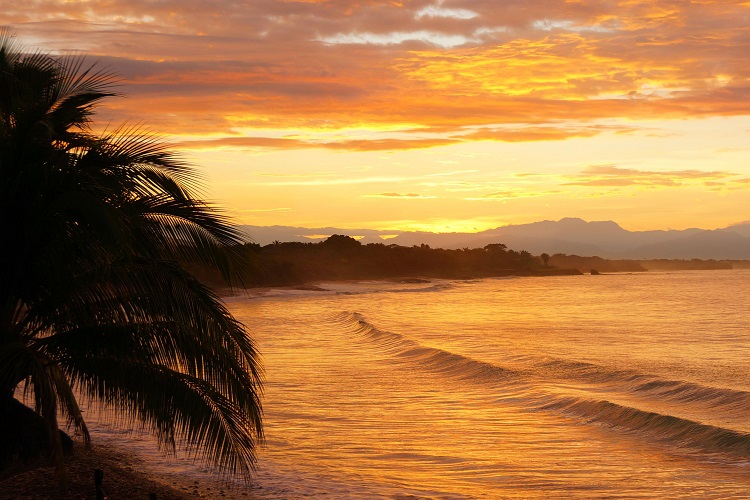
0 443 257 500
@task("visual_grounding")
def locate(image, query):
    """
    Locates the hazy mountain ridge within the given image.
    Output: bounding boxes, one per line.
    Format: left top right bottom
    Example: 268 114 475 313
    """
239 218 750 259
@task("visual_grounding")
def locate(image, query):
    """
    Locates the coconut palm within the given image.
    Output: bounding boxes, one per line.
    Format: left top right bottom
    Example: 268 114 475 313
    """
0 34 262 485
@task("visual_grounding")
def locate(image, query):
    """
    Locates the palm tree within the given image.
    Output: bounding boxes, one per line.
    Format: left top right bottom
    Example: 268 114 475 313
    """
540 253 550 267
0 34 262 486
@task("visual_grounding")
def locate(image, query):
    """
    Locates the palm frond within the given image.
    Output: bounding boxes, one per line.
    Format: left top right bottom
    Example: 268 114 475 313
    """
0 35 263 484
62 357 261 475
0 341 68 481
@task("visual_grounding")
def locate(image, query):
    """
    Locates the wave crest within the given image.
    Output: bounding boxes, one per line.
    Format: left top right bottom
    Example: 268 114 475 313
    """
337 311 750 459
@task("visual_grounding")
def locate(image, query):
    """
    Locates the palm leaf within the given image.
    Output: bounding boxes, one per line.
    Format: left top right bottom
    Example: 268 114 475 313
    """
0 35 263 486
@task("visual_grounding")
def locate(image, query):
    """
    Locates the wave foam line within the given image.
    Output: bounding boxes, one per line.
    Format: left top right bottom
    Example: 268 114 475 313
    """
337 311 750 459
540 396 750 458
336 311 519 384
530 357 750 412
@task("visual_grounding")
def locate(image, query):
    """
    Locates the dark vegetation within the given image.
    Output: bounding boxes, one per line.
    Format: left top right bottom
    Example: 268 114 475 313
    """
0 34 261 487
192 235 581 288
191 235 745 288
549 254 647 273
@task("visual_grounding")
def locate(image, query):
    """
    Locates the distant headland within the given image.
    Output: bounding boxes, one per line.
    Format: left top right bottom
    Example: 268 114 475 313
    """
238 218 750 260
191 233 741 289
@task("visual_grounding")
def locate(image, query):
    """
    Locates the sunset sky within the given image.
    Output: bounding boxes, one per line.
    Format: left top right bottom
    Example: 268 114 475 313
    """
6 0 750 233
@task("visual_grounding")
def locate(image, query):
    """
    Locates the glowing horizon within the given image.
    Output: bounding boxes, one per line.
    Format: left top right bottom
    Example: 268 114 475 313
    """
6 1 750 232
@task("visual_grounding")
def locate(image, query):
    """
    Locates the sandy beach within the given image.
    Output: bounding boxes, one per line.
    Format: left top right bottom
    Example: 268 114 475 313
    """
0 443 257 500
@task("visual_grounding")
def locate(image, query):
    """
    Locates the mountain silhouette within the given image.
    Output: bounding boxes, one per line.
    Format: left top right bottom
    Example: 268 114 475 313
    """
239 218 750 259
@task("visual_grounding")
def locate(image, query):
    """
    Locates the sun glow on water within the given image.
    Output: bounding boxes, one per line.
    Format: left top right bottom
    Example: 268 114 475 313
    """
76 271 750 497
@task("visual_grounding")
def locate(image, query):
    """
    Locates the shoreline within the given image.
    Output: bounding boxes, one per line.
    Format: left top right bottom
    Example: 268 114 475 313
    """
221 268 586 297
0 442 257 499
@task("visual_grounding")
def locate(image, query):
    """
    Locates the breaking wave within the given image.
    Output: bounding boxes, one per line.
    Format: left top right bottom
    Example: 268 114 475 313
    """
337 311 750 459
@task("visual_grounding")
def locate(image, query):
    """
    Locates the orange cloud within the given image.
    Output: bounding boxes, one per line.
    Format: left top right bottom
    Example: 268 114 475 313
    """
7 0 750 143
459 125 634 142
8 1 750 234
179 136 456 151
465 189 562 201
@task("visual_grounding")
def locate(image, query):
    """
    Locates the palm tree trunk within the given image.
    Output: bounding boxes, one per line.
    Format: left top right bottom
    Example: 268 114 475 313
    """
0 390 72 483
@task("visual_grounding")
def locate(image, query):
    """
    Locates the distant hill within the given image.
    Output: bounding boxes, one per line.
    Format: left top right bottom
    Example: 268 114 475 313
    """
724 221 750 237
239 218 750 259
237 225 389 245
626 229 750 260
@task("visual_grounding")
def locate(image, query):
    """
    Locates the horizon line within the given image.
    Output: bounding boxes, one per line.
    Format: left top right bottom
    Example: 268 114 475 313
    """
234 217 748 235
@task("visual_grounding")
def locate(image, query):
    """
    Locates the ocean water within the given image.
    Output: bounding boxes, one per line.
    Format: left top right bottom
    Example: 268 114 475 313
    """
98 271 750 498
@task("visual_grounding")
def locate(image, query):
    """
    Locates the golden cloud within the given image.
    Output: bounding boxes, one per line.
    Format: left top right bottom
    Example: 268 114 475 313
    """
465 190 562 201
8 0 750 140
365 192 437 199
564 165 738 187
178 136 457 151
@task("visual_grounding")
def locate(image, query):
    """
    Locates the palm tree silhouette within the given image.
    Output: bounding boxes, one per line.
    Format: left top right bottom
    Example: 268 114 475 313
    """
0 34 262 485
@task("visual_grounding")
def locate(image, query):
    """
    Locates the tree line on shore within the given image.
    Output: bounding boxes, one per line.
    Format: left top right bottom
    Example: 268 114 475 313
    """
244 235 572 285
190 234 739 288
190 234 566 287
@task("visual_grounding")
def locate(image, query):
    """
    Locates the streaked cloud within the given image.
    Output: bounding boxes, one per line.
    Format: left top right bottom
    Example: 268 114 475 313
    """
177 124 629 153
238 207 293 213
702 176 750 192
415 5 479 21
565 165 738 187
459 125 636 143
258 176 408 187
365 192 437 199
425 169 478 177
8 0 750 231
465 190 561 201
318 31 476 49
179 135 457 151
10 0 750 137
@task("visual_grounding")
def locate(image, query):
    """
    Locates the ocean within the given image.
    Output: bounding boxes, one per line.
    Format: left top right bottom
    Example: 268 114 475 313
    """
93 270 750 498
